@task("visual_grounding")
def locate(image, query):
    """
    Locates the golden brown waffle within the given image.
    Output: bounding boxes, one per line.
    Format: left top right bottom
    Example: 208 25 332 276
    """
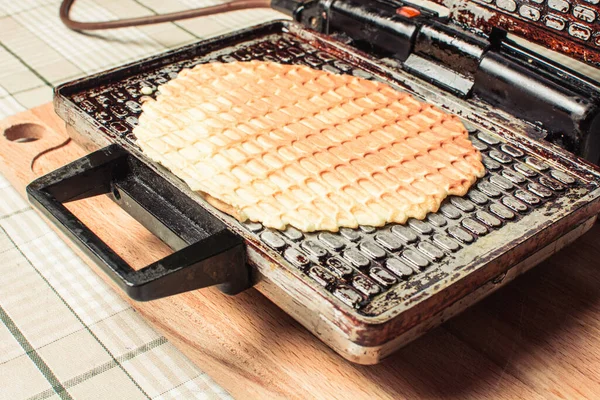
134 61 485 232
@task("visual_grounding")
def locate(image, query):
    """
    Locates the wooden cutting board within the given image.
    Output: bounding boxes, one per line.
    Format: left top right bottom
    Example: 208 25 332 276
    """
1 103 600 400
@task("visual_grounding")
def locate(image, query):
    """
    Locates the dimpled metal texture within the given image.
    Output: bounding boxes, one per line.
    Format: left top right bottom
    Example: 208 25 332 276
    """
67 30 588 314
133 61 485 232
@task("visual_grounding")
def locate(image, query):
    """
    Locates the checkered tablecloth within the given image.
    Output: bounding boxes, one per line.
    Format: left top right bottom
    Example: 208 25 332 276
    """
0 1 284 399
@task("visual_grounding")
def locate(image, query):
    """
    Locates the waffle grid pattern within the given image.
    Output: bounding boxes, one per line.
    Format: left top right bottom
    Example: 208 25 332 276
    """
134 61 484 232
68 31 587 313
245 129 582 312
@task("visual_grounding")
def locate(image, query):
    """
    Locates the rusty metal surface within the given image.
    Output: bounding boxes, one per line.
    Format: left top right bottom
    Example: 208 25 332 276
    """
53 20 600 351
430 0 600 66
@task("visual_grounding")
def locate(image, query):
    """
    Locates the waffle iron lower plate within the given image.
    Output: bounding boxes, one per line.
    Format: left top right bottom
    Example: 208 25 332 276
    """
45 20 600 364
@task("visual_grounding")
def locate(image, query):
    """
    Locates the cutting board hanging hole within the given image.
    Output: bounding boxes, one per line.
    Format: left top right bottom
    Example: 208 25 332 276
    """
3 122 45 143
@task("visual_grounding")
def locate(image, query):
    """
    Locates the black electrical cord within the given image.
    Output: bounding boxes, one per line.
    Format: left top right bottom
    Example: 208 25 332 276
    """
59 0 272 31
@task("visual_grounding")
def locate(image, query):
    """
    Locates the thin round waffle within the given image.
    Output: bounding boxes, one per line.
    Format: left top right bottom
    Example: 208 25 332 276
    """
134 61 485 232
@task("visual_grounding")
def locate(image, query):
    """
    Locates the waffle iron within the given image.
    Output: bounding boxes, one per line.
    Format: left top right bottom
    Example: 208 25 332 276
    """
27 0 600 364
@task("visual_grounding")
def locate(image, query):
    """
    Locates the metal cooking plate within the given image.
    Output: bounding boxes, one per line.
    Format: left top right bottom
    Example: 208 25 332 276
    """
66 27 594 317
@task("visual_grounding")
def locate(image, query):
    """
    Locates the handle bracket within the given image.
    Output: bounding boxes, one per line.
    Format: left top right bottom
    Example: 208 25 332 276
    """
27 144 249 301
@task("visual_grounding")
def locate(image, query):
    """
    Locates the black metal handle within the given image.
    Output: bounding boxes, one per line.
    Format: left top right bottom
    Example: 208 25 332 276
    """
26 144 249 301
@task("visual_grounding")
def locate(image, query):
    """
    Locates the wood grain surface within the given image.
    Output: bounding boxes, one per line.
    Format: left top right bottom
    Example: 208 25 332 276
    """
1 103 599 399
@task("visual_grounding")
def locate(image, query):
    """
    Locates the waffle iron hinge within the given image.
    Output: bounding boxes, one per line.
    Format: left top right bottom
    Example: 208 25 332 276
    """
271 0 600 164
